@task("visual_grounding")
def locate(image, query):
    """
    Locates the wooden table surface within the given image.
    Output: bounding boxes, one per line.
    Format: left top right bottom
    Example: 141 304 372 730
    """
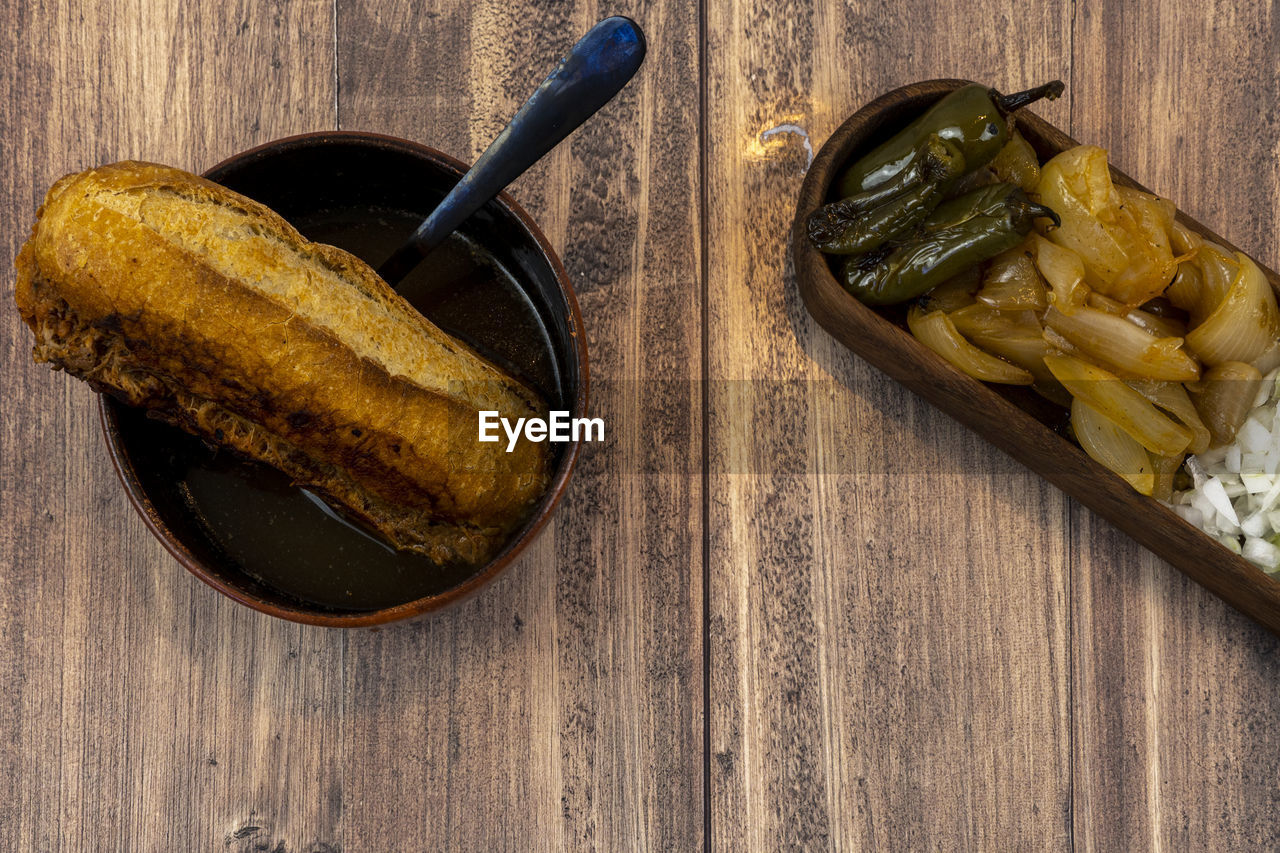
3 0 1278 850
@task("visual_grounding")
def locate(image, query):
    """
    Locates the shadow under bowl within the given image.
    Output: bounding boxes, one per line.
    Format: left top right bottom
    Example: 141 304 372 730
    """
100 131 588 627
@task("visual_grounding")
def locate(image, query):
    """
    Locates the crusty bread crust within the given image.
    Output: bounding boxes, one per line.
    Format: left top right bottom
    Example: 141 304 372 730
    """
14 161 550 565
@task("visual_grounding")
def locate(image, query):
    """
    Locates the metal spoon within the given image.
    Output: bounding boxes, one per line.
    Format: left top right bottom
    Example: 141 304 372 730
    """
377 15 647 285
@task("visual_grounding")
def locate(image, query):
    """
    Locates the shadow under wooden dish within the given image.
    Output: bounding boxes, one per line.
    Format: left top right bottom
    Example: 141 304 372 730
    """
792 79 1280 636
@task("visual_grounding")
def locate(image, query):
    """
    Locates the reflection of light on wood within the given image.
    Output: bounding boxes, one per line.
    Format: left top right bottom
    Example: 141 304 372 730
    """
748 121 813 172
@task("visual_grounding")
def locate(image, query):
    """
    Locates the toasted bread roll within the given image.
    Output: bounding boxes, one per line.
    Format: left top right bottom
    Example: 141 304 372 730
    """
15 161 550 564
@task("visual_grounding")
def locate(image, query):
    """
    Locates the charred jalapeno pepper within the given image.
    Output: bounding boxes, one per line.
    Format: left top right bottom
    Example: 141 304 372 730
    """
808 134 965 254
840 183 1060 306
809 180 944 255
837 80 1065 198
918 181 1046 231
822 134 965 213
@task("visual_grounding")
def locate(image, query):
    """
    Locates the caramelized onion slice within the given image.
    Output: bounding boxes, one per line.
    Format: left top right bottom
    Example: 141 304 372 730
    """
1108 186 1179 306
1166 262 1203 316
977 244 1048 312
1044 305 1200 382
1185 253 1280 366
1150 452 1184 502
1191 244 1240 323
1029 234 1088 314
1116 187 1176 241
949 304 1054 381
1126 306 1187 339
1170 220 1202 256
1035 147 1176 305
907 306 1034 385
1088 292 1188 337
920 266 981 313
948 303 1041 336
1251 340 1280 375
1125 379 1212 455
1189 360 1264 447
1071 397 1155 495
1044 353 1192 455
1085 292 1126 315
990 130 1041 192
1034 146 1128 286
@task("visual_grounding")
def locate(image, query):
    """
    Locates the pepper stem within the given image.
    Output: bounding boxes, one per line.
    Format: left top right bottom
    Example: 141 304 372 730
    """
991 80 1066 114
1028 203 1061 228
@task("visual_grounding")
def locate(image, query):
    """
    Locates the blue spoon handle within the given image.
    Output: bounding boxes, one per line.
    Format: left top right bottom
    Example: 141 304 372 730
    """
378 16 646 284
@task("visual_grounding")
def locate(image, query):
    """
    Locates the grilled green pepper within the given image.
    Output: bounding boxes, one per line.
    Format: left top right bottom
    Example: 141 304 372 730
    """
922 181 1047 231
825 134 965 213
840 183 1060 305
837 81 1065 198
809 180 944 255
808 134 965 254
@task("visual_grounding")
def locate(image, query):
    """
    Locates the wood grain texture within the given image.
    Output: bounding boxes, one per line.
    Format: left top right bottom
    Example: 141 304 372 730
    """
335 1 703 850
1068 1 1280 849
705 3 1074 849
5 0 1280 849
0 0 343 850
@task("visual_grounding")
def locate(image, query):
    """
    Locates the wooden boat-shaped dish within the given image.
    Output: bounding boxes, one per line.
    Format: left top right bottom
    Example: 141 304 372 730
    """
792 79 1280 635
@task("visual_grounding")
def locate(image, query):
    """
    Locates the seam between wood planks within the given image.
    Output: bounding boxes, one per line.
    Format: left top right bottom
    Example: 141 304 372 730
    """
698 0 712 847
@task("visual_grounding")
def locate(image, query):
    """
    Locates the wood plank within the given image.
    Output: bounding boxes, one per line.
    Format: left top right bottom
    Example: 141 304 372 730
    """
0 1 342 849
704 2 1075 849
1069 2 1280 848
335 1 704 849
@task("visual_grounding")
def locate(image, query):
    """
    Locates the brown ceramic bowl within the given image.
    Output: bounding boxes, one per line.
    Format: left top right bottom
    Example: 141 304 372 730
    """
793 80 1280 635
100 131 588 627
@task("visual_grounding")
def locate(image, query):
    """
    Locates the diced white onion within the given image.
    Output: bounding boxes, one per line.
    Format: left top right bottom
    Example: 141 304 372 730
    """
1202 477 1240 525
1243 537 1280 570
1241 511 1270 538
1239 417 1271 453
1260 479 1280 512
1171 369 1280 574
1241 471 1272 494
1185 455 1210 488
1171 504 1204 527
